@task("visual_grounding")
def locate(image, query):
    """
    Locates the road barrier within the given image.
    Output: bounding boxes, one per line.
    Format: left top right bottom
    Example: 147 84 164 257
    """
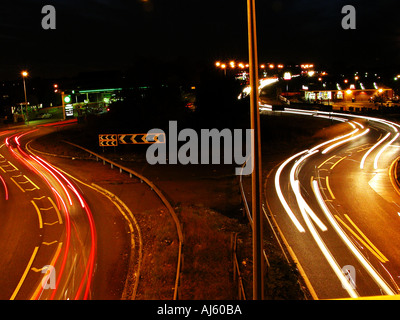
62 140 184 300
231 232 246 300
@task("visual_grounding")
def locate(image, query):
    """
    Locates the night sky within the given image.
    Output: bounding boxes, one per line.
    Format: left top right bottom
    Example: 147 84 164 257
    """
0 0 399 81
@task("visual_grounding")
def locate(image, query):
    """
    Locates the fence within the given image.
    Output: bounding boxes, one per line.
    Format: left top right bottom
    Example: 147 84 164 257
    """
62 140 184 300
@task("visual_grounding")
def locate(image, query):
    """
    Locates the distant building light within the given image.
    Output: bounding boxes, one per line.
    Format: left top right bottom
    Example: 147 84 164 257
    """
283 72 292 80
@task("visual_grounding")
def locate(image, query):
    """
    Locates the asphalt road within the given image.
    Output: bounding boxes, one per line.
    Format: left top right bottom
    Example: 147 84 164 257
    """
264 107 400 299
0 120 141 300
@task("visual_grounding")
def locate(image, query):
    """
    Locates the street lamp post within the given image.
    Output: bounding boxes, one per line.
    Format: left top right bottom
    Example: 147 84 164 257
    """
21 71 29 124
247 0 264 300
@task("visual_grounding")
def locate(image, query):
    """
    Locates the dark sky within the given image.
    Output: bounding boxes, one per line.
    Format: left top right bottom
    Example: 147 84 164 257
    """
1 0 399 81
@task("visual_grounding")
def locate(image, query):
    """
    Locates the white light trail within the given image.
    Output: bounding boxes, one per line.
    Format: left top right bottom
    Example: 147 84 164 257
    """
322 129 370 154
297 181 359 298
360 132 391 169
275 150 308 233
312 179 396 296
289 150 328 231
373 132 400 170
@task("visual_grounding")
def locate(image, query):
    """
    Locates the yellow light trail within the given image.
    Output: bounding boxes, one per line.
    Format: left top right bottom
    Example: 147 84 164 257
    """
312 179 395 296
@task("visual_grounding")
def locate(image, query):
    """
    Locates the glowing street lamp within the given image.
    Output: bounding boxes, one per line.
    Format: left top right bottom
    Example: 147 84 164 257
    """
21 71 29 123
220 63 227 76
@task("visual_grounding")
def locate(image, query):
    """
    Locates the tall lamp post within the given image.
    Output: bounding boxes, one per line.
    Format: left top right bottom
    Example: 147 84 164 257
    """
247 0 264 300
21 71 29 124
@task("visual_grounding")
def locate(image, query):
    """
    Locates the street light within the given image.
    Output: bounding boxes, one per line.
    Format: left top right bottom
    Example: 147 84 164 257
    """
220 63 227 76
21 71 29 123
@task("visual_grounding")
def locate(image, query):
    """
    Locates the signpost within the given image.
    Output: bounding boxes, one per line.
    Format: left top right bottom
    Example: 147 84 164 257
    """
98 133 165 147
118 133 165 145
99 134 118 147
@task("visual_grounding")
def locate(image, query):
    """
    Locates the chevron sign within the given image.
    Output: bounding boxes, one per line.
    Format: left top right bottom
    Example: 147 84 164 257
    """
99 134 118 147
118 133 165 144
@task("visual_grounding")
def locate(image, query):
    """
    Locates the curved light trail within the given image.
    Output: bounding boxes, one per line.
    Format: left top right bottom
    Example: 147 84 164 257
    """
2 129 97 300
268 105 400 298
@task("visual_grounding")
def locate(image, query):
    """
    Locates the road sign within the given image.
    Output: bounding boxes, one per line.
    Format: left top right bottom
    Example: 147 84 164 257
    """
99 134 118 147
118 133 165 144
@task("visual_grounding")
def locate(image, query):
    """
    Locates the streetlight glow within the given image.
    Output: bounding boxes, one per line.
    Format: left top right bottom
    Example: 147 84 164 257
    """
21 70 29 123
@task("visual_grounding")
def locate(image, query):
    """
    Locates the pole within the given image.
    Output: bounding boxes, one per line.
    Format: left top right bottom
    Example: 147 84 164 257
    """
22 76 28 124
61 91 66 120
247 0 264 300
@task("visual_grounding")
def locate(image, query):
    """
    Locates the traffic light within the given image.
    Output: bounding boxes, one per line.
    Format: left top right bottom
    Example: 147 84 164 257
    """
64 94 71 104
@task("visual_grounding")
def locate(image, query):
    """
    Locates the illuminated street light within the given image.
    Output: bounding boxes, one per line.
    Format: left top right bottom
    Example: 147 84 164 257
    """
346 89 352 95
220 63 227 76
215 61 221 67
21 71 29 123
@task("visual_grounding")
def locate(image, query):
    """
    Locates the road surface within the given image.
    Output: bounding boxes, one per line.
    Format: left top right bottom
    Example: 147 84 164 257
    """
263 107 400 299
0 120 142 300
